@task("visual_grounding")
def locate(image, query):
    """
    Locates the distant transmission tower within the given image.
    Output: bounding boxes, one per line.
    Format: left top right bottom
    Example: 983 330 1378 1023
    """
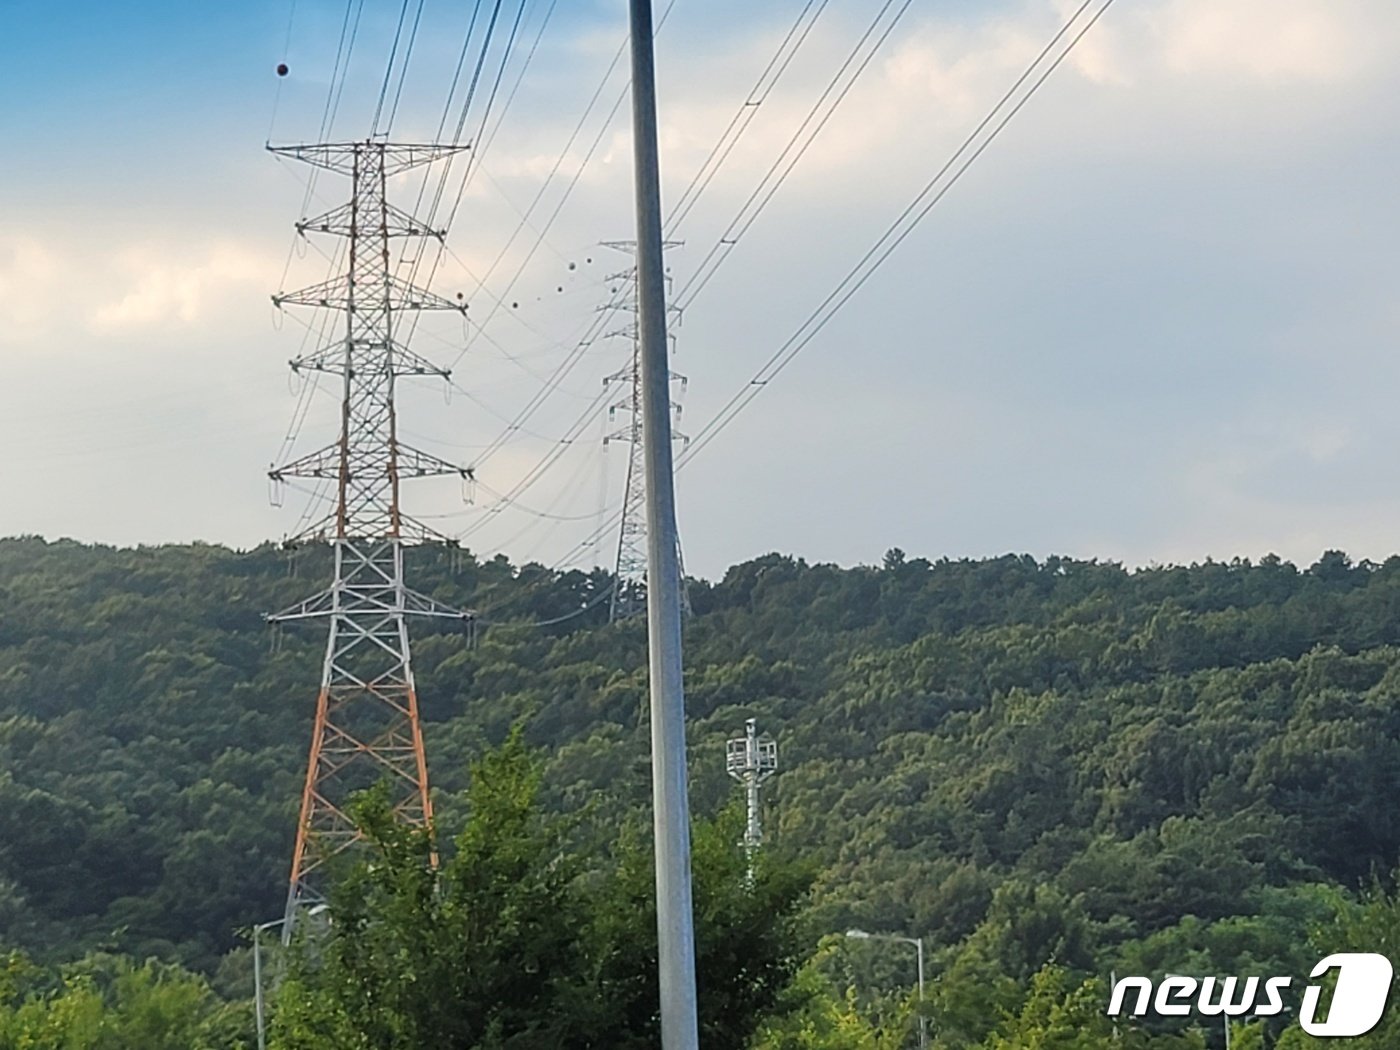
266 140 474 935
600 239 688 622
726 718 778 878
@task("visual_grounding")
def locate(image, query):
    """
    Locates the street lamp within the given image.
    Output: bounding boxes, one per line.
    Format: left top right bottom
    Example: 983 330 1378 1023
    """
846 929 928 1050
254 904 329 1050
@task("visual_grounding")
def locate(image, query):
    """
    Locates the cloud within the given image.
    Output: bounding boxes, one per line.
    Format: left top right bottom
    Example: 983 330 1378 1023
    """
0 236 63 340
7 0 1400 570
1067 0 1384 87
91 242 272 333
608 0 1374 212
1149 0 1364 83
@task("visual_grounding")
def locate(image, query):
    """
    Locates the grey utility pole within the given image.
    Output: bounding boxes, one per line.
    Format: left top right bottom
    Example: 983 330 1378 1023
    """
253 919 271 1050
628 1 700 1049
253 904 327 1049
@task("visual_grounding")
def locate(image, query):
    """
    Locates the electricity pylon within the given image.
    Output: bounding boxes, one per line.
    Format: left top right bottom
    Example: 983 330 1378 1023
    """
600 240 688 622
726 718 778 881
266 139 474 936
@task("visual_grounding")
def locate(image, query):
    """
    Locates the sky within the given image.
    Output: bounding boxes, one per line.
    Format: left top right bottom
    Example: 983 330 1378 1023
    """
2 0 1400 581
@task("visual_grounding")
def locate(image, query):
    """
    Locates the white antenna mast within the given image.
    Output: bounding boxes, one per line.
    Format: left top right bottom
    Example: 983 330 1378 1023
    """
726 718 778 880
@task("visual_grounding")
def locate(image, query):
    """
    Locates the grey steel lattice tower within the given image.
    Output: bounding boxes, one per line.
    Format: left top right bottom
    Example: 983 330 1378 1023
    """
266 140 474 936
600 240 687 622
726 718 778 877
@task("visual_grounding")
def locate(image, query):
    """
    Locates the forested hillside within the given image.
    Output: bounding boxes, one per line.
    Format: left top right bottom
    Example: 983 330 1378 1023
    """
4 537 1400 1045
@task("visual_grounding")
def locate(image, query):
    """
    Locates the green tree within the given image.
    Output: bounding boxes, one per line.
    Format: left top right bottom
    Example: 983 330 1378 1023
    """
0 953 248 1050
749 953 911 1050
270 729 812 1049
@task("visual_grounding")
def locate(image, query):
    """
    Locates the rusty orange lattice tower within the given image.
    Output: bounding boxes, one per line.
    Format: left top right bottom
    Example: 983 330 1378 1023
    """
267 140 473 934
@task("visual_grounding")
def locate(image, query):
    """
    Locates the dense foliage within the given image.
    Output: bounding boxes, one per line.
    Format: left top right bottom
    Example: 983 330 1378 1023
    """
270 730 810 1049
5 536 1400 1043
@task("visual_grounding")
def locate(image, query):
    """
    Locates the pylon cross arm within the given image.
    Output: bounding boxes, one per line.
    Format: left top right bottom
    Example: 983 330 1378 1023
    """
273 273 467 315
290 343 452 381
297 200 446 240
396 444 473 480
268 141 469 176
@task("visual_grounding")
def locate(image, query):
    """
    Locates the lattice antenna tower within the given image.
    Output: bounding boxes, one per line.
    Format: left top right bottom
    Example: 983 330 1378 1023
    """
725 718 778 880
599 239 689 622
266 140 475 937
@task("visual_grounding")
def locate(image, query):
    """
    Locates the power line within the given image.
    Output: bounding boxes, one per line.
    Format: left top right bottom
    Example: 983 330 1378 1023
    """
436 0 681 402
442 0 532 235
681 0 1117 464
398 0 504 265
665 0 832 235
456 382 616 539
372 0 414 135
453 0 875 522
508 0 1118 578
450 0 890 560
379 0 429 136
317 0 367 150
675 0 916 310
475 579 616 628
396 0 532 354
469 0 561 176
439 27 637 374
266 0 300 140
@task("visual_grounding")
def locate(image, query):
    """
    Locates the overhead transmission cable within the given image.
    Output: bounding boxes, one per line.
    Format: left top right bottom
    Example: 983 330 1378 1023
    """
268 0 367 501
455 382 616 540
418 0 518 231
438 0 681 386
467 0 874 446
395 0 894 559
472 577 618 628
434 0 742 504
297 0 368 216
394 0 502 269
395 0 531 350
440 0 532 235
531 0 1116 575
468 0 561 175
665 0 832 235
452 0 890 531
680 0 1117 464
674 0 916 310
267 0 300 139
437 19 639 376
269 0 363 315
376 0 429 136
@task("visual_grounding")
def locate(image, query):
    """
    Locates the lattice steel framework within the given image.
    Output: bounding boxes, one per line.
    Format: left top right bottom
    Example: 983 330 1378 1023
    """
266 140 474 934
600 240 687 622
726 718 778 878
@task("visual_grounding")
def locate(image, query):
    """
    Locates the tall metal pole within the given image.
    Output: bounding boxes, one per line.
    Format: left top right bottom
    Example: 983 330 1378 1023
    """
628 2 700 1048
253 923 267 1050
913 936 927 1050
